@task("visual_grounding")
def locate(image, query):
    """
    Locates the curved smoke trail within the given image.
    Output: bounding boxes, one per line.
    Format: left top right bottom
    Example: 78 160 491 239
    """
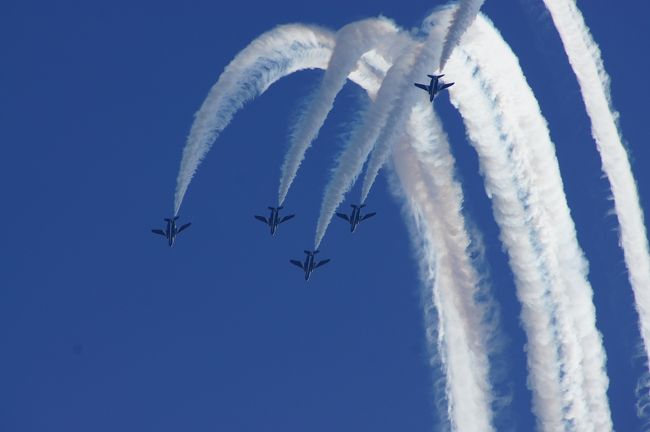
173 25 335 215
277 18 400 206
542 0 650 413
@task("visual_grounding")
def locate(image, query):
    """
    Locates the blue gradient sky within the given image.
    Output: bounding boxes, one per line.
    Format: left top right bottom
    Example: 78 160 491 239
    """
1 1 648 431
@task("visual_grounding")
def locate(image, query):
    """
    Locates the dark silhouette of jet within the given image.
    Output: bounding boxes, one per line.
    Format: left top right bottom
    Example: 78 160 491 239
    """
152 216 191 247
414 74 454 102
254 206 295 236
336 204 376 233
290 250 330 281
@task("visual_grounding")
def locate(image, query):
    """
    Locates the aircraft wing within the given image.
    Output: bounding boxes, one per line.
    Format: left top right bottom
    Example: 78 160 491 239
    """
314 259 330 269
336 212 350 222
290 260 304 269
279 214 295 223
151 229 166 236
439 82 454 91
361 212 376 221
177 223 191 234
414 83 429 92
254 215 268 224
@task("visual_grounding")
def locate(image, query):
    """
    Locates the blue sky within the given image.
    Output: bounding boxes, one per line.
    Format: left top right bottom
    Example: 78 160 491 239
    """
1 1 648 431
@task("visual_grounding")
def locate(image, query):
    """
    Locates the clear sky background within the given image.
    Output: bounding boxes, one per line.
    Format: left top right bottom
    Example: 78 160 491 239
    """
1 0 648 431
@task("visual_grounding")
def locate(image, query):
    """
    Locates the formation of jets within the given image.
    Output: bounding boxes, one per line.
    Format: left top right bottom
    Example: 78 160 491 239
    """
155 72 453 279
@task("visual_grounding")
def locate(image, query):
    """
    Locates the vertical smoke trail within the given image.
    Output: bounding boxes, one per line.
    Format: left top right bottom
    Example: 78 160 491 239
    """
445 14 613 431
542 0 650 402
446 48 569 430
276 18 400 206
439 0 486 69
392 133 495 432
173 25 336 215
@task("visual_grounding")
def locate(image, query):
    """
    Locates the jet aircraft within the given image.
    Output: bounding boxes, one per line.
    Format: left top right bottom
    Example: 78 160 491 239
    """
254 206 295 236
152 216 191 247
414 74 454 101
336 204 376 233
290 250 330 281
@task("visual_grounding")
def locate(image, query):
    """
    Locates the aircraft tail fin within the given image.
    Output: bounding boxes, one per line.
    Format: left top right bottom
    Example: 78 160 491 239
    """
428 74 443 78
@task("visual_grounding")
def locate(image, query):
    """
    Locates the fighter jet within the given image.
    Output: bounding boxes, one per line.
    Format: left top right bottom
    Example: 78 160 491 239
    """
414 74 454 102
152 216 191 247
336 204 376 233
254 206 295 236
290 250 330 281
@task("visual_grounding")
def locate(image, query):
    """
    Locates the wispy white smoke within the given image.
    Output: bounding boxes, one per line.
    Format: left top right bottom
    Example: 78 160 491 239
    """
542 0 650 412
277 18 399 206
439 0 486 69
446 14 612 431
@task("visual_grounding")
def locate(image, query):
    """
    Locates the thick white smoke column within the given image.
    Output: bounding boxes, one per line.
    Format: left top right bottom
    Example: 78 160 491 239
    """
439 0 486 69
542 0 650 389
446 14 612 431
394 104 500 431
277 18 399 206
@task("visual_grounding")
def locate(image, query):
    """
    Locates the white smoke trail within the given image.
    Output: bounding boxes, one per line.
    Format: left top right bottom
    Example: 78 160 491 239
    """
315 10 458 247
173 25 336 215
313 41 418 248
445 48 568 431
445 14 612 431
542 0 650 401
392 129 495 432
439 0 486 69
276 18 400 206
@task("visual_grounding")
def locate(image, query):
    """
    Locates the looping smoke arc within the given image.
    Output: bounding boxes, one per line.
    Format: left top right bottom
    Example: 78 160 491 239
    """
172 1 649 430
